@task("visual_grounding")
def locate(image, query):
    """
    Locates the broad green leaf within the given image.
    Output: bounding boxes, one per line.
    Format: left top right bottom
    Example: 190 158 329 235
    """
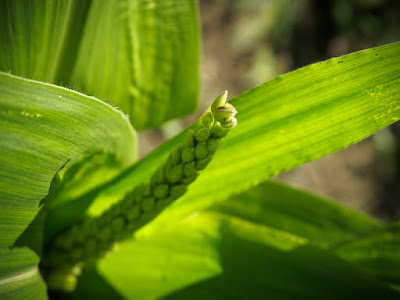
83 42 400 234
0 0 200 130
70 0 200 130
80 210 398 299
0 72 137 298
209 181 380 247
334 220 400 287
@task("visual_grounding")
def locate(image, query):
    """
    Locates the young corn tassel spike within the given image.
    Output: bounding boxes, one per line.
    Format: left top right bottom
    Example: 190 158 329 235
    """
41 91 237 292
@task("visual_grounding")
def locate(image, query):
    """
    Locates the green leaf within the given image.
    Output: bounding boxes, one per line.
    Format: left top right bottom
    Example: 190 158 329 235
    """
0 72 137 298
0 0 200 130
0 0 91 84
70 0 200 130
0 267 48 300
82 209 398 299
209 181 381 247
74 182 396 299
86 42 400 233
43 151 130 242
334 220 400 287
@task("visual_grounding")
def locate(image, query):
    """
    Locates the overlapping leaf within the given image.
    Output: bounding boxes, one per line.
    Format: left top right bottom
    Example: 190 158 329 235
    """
0 73 137 298
0 0 200 130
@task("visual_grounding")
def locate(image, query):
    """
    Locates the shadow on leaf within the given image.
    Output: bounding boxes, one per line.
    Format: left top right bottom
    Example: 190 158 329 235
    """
163 222 399 300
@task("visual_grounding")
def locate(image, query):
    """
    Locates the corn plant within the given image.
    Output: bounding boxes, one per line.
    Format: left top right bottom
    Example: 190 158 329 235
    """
1 1 400 299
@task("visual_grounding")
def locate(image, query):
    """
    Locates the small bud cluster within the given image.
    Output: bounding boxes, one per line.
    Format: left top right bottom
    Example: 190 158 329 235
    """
41 91 237 291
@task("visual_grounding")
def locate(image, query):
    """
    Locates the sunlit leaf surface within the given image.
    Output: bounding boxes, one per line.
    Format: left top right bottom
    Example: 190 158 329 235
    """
85 42 400 233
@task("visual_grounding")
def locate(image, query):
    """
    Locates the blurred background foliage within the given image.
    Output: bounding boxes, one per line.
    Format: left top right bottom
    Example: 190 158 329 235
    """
144 0 400 221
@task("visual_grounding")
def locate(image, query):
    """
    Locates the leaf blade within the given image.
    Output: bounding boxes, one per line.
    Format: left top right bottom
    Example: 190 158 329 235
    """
70 0 200 129
0 0 91 84
209 181 381 247
87 42 400 232
0 72 137 297
334 220 400 287
88 211 397 300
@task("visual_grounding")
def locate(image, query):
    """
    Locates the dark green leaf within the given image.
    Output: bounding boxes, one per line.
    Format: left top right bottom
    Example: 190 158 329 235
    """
89 210 397 299
209 181 380 247
335 220 400 287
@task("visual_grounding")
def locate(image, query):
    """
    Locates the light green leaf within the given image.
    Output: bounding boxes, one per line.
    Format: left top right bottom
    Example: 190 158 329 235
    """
80 209 398 299
334 220 400 287
0 72 137 298
85 42 400 234
0 0 91 84
0 0 200 130
71 0 200 130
